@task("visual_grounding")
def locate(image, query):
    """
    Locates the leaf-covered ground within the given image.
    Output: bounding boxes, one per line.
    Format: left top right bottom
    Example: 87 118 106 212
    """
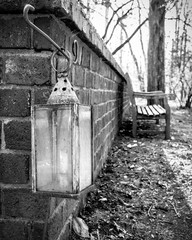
74 107 192 240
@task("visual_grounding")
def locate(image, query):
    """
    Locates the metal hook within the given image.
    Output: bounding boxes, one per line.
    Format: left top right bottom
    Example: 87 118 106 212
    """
51 50 73 74
23 4 70 62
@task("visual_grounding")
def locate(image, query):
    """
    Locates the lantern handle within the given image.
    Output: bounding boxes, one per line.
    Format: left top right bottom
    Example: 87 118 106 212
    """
23 4 70 62
50 49 73 74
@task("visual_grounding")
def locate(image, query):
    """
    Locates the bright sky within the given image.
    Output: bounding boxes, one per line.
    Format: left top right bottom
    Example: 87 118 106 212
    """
83 0 192 90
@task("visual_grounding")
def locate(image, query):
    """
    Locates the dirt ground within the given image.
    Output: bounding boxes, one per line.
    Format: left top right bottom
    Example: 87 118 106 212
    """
73 105 192 240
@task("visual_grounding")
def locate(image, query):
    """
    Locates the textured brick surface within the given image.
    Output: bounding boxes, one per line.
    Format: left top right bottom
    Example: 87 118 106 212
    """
0 219 28 240
75 89 90 105
85 71 95 89
1 51 51 86
48 207 63 240
91 52 100 72
0 187 1 216
81 46 91 69
34 88 52 104
57 218 71 240
0 56 3 83
73 65 85 87
0 0 54 12
0 15 31 48
4 121 31 150
0 3 129 240
0 89 30 117
0 153 30 184
34 16 67 51
31 222 46 240
0 121 1 147
2 189 49 220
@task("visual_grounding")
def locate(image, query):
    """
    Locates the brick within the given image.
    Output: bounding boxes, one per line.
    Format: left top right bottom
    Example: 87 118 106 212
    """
0 153 30 184
0 1 56 12
57 220 71 240
0 15 31 48
0 187 1 215
48 207 63 240
34 88 52 104
4 121 31 151
0 121 1 147
75 89 89 105
31 222 47 240
0 89 30 117
2 188 49 220
81 46 91 69
91 52 100 72
85 71 95 89
33 16 67 51
64 199 78 223
0 56 3 83
73 65 85 87
93 75 100 90
0 219 28 240
1 51 52 85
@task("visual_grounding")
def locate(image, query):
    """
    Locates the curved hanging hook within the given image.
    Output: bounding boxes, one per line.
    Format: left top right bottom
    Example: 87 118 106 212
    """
23 4 70 62
51 49 73 74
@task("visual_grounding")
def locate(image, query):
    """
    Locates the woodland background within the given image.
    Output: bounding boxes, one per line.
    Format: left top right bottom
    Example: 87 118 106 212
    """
78 0 192 108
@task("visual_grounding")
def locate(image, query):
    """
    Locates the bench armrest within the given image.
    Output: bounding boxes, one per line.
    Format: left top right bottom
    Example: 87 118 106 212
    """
133 91 168 99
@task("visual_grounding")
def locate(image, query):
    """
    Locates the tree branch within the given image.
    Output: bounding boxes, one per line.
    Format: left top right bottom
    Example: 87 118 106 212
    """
105 6 133 44
112 17 148 55
102 0 133 39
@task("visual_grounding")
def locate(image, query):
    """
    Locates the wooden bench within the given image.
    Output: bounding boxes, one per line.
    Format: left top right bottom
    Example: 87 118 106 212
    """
126 74 171 139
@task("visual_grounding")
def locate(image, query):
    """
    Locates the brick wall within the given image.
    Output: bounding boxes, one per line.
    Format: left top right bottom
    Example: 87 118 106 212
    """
0 0 130 239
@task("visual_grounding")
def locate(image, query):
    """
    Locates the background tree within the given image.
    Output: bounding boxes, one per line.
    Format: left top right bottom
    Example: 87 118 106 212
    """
168 0 192 107
147 0 166 92
79 0 192 107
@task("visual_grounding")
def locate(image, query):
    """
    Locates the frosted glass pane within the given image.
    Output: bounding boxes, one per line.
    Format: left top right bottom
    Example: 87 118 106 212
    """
35 109 53 190
56 109 72 192
35 107 73 193
79 106 92 190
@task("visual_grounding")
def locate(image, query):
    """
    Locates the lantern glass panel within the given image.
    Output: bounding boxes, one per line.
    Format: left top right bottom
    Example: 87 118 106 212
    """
33 106 74 193
55 109 73 192
35 108 53 190
79 106 92 190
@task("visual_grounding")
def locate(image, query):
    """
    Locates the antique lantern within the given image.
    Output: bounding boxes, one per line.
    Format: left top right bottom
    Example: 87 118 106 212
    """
23 4 94 197
31 56 94 197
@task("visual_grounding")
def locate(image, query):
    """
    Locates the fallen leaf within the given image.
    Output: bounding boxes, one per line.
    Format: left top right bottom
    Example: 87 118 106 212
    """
73 217 90 238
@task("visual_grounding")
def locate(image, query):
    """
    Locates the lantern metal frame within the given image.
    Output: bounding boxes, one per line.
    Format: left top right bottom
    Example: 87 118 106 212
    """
31 103 94 198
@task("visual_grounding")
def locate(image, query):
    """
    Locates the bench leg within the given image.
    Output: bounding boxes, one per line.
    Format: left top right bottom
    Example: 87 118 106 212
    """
165 109 171 140
132 120 137 138
132 108 137 138
156 119 159 124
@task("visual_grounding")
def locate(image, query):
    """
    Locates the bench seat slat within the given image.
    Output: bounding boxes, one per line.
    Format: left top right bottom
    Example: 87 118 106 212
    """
140 106 148 115
144 106 154 116
153 104 166 114
137 104 166 116
143 106 153 116
148 105 160 116
137 106 142 115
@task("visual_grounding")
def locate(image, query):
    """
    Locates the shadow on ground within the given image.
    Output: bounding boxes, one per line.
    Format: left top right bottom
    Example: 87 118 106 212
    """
73 107 192 240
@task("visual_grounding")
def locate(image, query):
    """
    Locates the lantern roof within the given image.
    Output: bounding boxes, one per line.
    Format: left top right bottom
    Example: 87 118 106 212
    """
47 75 79 105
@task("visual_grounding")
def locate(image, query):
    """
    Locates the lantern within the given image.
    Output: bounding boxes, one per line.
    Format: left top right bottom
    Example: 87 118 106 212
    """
31 58 93 197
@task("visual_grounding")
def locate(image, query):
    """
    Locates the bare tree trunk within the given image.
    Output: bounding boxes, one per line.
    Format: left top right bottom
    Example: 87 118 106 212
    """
137 0 147 65
147 0 166 92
